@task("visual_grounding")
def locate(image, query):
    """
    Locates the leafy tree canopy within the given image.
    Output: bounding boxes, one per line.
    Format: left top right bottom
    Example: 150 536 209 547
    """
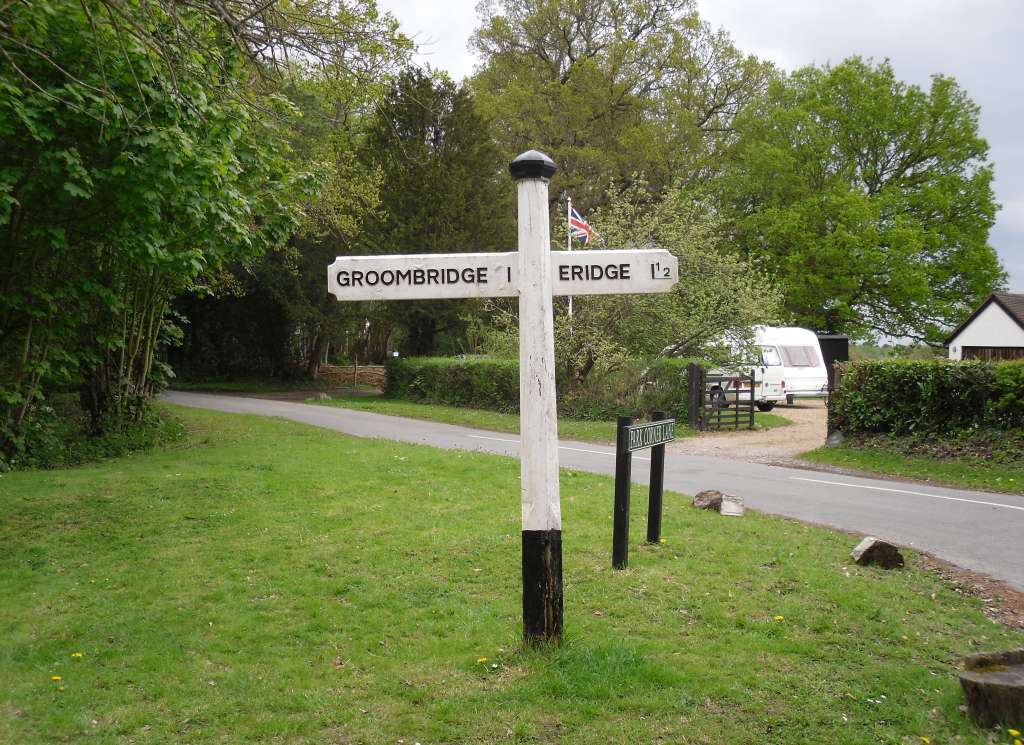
470 0 773 205
715 57 1005 342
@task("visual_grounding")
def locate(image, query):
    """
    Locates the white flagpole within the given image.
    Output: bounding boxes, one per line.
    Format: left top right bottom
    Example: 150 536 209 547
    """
567 197 573 323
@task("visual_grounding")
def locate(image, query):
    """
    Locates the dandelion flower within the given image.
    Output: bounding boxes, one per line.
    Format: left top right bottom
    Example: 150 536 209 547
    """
773 615 784 621
920 737 930 744
71 652 83 659
1010 731 1021 738
51 675 62 682
476 657 488 664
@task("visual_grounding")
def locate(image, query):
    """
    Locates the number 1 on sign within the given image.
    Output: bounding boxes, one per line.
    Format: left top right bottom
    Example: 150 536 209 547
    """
650 261 671 279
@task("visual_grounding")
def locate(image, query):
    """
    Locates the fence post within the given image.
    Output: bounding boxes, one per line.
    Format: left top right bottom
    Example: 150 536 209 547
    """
646 411 666 544
687 362 704 431
612 416 632 569
749 368 756 429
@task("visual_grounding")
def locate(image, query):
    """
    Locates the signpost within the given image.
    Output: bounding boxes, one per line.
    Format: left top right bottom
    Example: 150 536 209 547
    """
612 412 675 569
327 150 678 644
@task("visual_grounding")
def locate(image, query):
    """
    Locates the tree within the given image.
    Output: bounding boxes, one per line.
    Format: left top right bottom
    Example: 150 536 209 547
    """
484 181 782 383
357 68 514 356
470 0 772 205
715 57 1005 342
0 0 405 460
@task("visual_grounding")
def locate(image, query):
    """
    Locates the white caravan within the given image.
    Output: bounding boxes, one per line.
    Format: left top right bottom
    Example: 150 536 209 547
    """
755 326 828 401
706 334 788 412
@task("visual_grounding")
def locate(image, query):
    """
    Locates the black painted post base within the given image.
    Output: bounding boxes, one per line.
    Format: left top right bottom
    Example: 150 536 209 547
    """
522 530 563 645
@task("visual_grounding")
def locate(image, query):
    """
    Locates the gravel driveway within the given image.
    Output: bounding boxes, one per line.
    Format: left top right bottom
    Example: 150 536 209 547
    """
669 399 828 465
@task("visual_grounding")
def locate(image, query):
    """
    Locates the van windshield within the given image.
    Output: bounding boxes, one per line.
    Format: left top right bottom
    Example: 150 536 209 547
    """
780 346 821 367
760 346 782 366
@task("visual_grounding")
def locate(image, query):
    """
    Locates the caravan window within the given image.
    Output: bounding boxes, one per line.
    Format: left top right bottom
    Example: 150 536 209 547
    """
760 346 782 366
780 346 821 367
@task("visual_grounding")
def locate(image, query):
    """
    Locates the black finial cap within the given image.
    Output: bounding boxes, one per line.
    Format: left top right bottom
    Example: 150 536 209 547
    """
509 150 556 181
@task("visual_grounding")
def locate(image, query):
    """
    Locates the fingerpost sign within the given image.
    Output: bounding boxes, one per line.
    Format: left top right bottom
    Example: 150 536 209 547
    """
328 150 678 644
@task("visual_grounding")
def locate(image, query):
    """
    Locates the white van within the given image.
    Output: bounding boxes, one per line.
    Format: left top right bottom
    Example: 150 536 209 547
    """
755 326 828 401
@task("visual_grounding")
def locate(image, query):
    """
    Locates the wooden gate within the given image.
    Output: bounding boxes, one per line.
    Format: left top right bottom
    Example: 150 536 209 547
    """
687 363 755 431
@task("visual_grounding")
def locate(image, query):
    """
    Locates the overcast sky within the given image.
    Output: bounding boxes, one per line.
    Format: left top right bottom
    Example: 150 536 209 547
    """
376 0 1024 290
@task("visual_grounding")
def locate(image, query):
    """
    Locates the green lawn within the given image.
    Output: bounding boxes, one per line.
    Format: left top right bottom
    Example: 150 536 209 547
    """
1 406 1020 743
310 394 791 444
802 444 1024 494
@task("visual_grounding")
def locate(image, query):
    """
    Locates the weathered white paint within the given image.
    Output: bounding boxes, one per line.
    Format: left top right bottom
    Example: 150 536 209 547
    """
948 301 1024 359
517 176 562 532
551 249 677 296
327 253 517 301
326 249 678 301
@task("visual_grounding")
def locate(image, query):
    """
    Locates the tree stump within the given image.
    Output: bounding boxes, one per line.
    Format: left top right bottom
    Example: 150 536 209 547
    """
958 648 1024 728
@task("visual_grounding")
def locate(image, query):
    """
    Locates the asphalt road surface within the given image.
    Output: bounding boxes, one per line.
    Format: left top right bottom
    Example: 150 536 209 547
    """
165 391 1024 591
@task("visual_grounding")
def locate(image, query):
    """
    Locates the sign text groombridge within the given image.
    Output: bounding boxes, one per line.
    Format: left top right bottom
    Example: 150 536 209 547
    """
328 151 678 644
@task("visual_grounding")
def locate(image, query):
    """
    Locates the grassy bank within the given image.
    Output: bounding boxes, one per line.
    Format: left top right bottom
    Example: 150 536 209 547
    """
1 406 1019 743
311 394 792 444
802 444 1024 494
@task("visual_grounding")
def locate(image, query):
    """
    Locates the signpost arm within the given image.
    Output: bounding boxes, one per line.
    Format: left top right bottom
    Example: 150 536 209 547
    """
510 150 563 645
646 411 666 544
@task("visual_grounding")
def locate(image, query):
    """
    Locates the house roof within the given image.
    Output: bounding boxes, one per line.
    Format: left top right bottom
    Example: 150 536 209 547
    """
945 292 1024 345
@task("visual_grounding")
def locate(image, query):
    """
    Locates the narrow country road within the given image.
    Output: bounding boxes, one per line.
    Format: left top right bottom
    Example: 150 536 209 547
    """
165 391 1024 591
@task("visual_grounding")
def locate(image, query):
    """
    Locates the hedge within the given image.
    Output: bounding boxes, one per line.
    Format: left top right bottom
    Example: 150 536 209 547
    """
384 356 695 421
829 359 1024 436
384 356 519 413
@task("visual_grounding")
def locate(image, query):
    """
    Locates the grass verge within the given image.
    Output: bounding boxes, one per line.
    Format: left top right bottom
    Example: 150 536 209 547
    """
1 406 1020 743
801 443 1024 494
310 395 791 444
170 378 345 394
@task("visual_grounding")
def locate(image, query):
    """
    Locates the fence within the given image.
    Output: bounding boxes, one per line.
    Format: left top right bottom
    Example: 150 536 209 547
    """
318 364 386 389
686 362 755 431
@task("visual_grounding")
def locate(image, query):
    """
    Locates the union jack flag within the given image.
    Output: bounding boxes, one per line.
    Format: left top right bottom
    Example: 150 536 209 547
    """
569 205 593 244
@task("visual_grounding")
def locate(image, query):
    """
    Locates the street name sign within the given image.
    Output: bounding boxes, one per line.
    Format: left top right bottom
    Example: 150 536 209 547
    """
328 149 679 644
326 249 677 301
614 413 676 569
626 418 676 452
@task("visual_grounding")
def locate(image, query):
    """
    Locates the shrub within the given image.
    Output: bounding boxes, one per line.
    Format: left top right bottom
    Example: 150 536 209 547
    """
385 357 520 413
385 356 695 421
830 359 1023 436
0 396 187 472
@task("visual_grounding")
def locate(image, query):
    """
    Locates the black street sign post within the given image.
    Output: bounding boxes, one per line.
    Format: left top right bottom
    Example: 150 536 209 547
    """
612 411 676 569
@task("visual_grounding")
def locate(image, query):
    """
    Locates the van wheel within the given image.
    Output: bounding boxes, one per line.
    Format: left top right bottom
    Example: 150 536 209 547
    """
756 402 775 412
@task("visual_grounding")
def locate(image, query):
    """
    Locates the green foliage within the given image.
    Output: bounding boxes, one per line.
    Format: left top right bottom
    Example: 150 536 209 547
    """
0 399 186 472
471 0 774 202
386 355 697 421
0 1 308 457
830 359 1024 436
716 57 1005 342
990 361 1024 428
359 69 515 356
524 181 782 384
385 356 520 412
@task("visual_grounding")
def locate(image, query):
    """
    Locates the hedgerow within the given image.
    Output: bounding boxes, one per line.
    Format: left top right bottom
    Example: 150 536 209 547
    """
384 356 696 421
829 359 1024 436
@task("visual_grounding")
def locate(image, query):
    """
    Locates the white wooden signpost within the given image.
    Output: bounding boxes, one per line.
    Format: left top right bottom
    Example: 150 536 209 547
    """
327 150 678 644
